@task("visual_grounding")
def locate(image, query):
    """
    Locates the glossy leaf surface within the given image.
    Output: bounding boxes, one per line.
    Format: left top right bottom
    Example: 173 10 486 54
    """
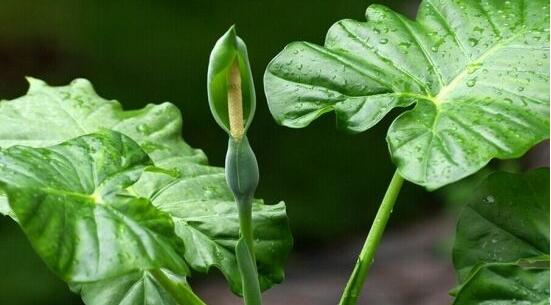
0 77 203 162
264 0 550 189
452 169 550 304
0 77 205 218
0 78 292 296
72 270 195 305
0 131 189 282
454 264 549 305
453 169 549 280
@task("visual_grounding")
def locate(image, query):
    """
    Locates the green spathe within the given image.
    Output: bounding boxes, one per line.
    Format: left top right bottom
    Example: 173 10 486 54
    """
264 0 550 190
207 25 256 136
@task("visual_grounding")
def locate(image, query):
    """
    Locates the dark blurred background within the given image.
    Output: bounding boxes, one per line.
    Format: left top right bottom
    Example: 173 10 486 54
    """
0 1 547 304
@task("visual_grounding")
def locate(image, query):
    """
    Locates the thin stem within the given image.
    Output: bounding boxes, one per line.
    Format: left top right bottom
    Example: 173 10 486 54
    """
237 197 262 305
150 269 207 305
338 170 404 305
239 198 256 259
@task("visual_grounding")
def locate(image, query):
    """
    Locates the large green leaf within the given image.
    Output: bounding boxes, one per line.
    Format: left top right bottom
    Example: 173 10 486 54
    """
0 131 194 301
0 78 292 296
0 77 204 162
452 169 550 304
264 0 550 189
0 78 204 217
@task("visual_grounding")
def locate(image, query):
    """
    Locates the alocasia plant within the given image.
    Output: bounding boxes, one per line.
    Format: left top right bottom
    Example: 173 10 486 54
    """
263 0 549 304
452 169 549 304
207 26 265 305
0 78 292 304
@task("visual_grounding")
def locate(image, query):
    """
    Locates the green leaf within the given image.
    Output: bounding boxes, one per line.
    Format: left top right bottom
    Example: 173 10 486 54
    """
453 264 550 305
0 77 205 218
72 269 204 305
131 155 292 295
73 271 183 305
452 169 550 304
0 77 204 162
208 26 256 135
264 0 550 189
453 169 549 281
0 131 189 281
0 78 292 296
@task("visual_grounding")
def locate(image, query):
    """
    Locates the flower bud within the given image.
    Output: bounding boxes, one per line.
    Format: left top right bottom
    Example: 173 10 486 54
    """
207 25 256 139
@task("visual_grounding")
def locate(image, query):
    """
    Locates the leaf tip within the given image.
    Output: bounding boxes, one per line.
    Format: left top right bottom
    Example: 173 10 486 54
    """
25 77 47 93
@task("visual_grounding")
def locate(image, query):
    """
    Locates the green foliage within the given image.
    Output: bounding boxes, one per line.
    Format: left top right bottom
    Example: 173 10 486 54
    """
452 169 550 304
453 264 549 305
0 131 187 281
264 0 550 190
0 79 292 304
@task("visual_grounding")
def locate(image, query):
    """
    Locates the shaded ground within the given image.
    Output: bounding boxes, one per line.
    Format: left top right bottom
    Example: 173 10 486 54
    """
195 215 456 305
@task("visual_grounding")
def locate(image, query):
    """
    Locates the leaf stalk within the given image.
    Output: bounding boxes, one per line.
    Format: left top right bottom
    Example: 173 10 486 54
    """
338 170 404 305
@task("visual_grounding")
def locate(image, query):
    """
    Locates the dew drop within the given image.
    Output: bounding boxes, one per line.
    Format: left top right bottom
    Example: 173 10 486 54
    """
467 63 482 74
483 195 495 204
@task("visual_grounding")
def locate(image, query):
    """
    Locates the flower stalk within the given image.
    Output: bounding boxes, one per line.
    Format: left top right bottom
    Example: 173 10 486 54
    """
207 25 262 305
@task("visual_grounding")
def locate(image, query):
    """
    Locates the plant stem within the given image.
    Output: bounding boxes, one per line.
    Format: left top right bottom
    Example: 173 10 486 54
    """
236 197 262 305
150 269 207 305
239 198 256 259
338 170 404 305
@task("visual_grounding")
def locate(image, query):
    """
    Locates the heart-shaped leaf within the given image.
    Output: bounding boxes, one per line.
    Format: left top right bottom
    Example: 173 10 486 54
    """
0 131 198 302
0 77 204 218
264 0 550 189
452 169 550 303
0 78 292 297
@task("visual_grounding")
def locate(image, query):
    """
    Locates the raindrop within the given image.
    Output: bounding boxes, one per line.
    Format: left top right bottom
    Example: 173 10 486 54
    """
467 63 482 74
399 41 411 48
466 79 477 87
379 38 388 44
483 195 495 204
